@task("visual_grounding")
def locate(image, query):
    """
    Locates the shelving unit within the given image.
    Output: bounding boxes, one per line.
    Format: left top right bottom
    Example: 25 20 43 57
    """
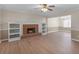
8 23 21 42
42 23 47 35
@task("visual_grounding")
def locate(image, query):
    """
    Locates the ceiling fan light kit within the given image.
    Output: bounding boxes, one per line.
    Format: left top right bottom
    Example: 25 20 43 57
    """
40 4 55 12
41 8 48 12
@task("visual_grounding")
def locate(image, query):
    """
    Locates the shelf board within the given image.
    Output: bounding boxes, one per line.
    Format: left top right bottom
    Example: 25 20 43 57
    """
8 23 21 42
10 33 20 35
9 28 20 30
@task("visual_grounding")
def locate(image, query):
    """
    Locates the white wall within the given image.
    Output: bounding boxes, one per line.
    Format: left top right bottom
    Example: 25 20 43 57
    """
71 12 79 31
48 17 59 27
0 9 2 30
0 9 1 29
70 11 79 40
1 10 43 35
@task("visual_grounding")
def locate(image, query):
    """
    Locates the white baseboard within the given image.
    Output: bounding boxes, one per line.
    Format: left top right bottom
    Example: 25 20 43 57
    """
47 30 58 33
0 41 1 43
42 30 58 35
0 39 8 43
8 37 21 42
0 38 21 43
72 39 79 42
42 33 47 35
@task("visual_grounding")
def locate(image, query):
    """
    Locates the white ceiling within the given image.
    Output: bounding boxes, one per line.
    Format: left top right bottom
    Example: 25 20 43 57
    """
0 4 79 18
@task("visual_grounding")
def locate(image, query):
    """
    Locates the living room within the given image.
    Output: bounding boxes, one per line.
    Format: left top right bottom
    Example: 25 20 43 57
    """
0 4 79 54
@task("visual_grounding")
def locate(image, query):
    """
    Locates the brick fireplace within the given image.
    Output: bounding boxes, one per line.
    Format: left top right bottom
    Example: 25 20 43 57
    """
22 24 39 37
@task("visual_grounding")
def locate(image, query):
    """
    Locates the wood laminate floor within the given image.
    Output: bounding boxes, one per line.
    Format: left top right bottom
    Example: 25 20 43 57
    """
0 32 79 54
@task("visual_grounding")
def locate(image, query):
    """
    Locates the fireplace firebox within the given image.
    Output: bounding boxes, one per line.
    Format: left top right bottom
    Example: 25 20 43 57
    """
27 28 35 34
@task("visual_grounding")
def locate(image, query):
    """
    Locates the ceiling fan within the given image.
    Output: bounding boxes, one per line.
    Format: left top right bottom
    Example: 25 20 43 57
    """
36 4 55 12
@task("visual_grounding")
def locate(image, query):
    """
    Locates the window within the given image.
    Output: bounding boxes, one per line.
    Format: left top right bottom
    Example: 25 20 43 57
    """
61 15 71 28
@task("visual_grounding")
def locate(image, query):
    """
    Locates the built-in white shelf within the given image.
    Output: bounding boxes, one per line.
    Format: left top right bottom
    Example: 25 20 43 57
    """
8 22 21 42
42 23 47 35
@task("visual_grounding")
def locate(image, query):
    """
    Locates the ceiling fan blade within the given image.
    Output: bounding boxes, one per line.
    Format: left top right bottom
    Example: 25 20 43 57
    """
48 8 53 11
49 5 55 7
